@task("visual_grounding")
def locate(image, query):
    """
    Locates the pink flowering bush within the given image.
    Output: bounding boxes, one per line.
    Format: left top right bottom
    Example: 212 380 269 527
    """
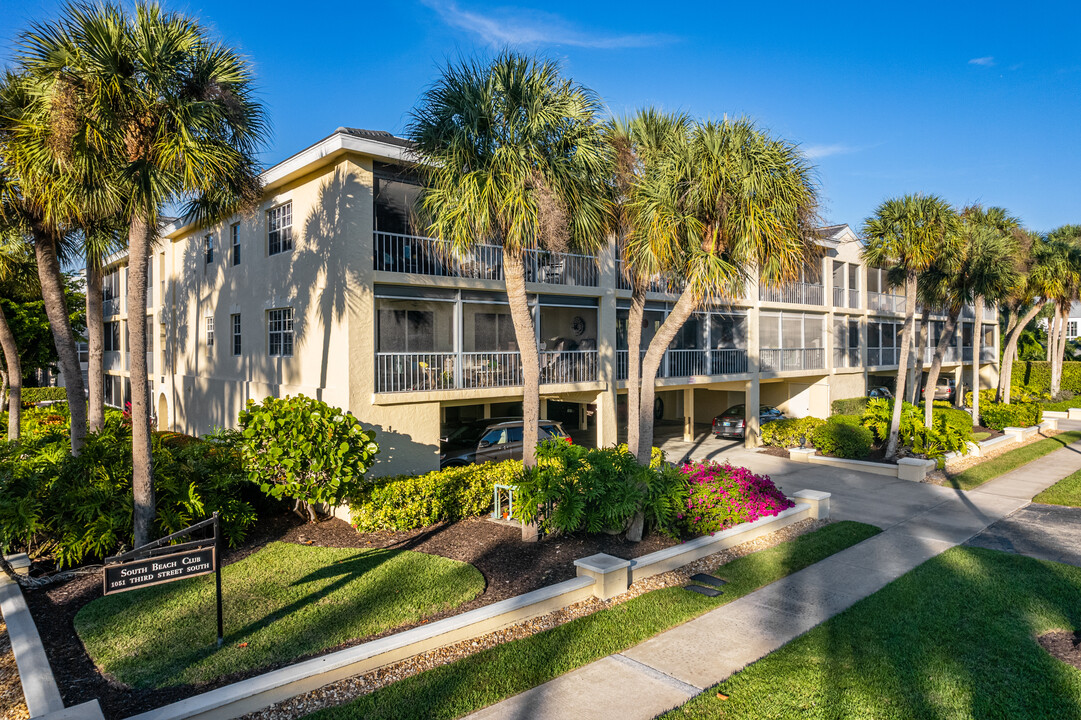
676 461 794 535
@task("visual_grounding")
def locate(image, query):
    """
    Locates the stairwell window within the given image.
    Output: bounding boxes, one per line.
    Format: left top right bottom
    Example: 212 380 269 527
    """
268 308 293 357
205 316 215 354
205 234 214 264
231 223 241 265
231 313 242 356
268 203 293 256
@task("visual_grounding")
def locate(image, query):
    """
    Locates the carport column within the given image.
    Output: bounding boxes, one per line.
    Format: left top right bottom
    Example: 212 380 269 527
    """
596 236 619 448
745 285 762 449
683 387 695 442
953 365 964 408
539 397 548 420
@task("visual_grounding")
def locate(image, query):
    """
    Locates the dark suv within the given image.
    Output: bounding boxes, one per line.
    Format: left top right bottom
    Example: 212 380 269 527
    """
711 405 785 439
440 418 570 468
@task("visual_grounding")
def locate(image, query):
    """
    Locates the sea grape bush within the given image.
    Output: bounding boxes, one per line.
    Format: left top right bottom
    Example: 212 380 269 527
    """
677 461 794 535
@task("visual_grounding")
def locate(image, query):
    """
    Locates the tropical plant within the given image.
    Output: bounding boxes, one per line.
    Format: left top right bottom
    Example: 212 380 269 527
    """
676 461 793 536
0 236 34 440
408 53 608 479
237 395 379 522
16 2 268 546
1043 226 1081 399
862 195 959 457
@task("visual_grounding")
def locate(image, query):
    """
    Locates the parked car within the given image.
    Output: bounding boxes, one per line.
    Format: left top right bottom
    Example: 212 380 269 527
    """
929 377 955 402
712 405 786 439
868 386 894 400
440 418 570 468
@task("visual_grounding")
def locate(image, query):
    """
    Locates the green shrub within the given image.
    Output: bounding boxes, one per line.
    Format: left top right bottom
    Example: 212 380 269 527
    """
20 387 68 405
238 395 379 520
760 417 824 448
979 402 1042 431
1012 361 1081 396
828 414 862 427
810 422 873 459
0 418 258 567
349 462 515 532
859 399 971 460
1042 396 1081 412
831 396 870 416
513 442 686 538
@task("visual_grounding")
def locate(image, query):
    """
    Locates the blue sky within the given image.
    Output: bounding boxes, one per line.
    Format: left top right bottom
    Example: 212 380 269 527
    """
3 0 1079 232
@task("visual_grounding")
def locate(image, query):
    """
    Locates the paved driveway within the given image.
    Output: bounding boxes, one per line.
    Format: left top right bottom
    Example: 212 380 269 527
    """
964 503 1081 567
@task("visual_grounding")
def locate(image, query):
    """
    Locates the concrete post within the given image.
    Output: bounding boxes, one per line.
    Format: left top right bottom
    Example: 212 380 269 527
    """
596 236 619 448
745 281 761 448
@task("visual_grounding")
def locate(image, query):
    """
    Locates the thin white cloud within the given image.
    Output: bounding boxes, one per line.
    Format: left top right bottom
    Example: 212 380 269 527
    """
421 0 676 49
803 143 859 160
969 56 995 66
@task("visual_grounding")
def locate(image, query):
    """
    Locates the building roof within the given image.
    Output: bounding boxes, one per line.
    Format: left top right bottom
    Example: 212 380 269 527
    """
337 128 413 149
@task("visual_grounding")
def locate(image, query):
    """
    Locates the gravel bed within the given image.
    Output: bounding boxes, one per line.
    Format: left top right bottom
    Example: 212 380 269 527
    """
0 619 29 720
242 517 827 720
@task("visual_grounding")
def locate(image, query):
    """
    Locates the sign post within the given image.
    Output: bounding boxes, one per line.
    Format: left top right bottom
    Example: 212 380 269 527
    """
103 512 225 647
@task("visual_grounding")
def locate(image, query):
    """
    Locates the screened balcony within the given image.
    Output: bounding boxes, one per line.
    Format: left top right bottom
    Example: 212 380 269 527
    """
760 312 825 372
374 291 599 393
615 310 747 380
868 291 904 314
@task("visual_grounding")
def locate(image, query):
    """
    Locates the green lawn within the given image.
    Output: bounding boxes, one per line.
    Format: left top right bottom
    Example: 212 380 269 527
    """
74 541 484 689
971 431 992 442
308 521 881 720
1034 467 1081 507
946 430 1081 490
663 547 1081 719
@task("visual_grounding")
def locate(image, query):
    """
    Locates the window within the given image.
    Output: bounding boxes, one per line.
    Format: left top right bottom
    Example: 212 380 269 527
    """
1069 321 1078 339
205 234 214 264
268 203 293 256
205 316 215 352
104 322 121 352
866 320 902 366
146 318 153 354
231 223 240 265
374 173 422 235
268 308 293 356
231 313 241 356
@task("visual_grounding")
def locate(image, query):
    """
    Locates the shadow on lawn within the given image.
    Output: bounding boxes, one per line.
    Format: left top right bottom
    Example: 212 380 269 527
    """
943 431 1081 491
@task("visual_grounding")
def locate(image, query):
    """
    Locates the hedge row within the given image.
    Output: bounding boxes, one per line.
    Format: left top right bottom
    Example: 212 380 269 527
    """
979 402 1043 431
20 387 68 404
831 396 870 416
1012 361 1081 396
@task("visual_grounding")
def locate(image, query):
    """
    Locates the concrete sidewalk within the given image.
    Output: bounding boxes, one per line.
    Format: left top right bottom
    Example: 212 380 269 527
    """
466 429 1081 720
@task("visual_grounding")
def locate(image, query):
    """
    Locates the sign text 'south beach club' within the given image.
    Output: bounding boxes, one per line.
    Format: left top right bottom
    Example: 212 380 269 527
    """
104 547 216 594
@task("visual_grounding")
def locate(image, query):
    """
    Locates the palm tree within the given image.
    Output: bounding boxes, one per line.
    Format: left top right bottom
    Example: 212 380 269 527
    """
1044 226 1081 399
0 236 36 440
863 195 958 459
995 229 1041 403
19 2 267 546
83 224 124 432
408 52 608 472
959 207 1021 423
0 72 92 453
630 118 818 470
916 247 965 428
604 109 691 458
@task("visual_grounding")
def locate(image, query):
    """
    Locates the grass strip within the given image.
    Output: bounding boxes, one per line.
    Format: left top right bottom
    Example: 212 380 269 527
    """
74 542 484 689
1034 466 1081 507
946 430 1081 491
308 521 881 720
664 546 1081 719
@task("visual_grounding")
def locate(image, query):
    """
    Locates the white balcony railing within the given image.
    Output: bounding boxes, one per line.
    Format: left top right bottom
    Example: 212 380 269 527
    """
833 287 845 307
868 292 904 314
761 347 825 372
759 282 824 306
104 351 123 372
615 260 685 294
374 231 599 286
849 288 860 308
616 348 748 380
833 347 861 368
103 298 120 317
375 349 599 393
867 347 900 367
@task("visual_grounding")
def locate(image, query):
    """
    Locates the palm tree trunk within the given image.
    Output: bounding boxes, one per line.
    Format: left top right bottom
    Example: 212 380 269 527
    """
923 307 960 428
1000 303 1043 404
637 290 699 465
1051 304 1066 398
502 250 541 474
0 307 21 441
85 263 105 432
625 283 645 457
886 272 917 459
996 308 1018 402
1047 311 1056 362
128 214 155 548
910 306 929 404
971 297 984 425
31 228 86 454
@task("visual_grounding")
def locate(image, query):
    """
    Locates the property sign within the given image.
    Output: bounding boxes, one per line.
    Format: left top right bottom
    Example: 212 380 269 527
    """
103 547 216 595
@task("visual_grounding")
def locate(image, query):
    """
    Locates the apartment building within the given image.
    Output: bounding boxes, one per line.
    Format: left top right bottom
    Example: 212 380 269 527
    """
99 127 1001 476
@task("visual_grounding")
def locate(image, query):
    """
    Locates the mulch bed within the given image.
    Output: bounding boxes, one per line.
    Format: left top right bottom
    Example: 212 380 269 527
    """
758 447 790 459
23 512 676 719
1038 630 1081 670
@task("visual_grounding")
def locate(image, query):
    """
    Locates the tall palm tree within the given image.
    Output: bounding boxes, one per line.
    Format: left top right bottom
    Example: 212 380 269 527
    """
83 224 124 432
409 52 609 472
995 228 1040 403
863 195 958 458
0 72 93 453
1044 225 1081 399
630 118 818 470
604 109 691 458
916 247 965 427
19 2 267 546
960 206 1021 423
